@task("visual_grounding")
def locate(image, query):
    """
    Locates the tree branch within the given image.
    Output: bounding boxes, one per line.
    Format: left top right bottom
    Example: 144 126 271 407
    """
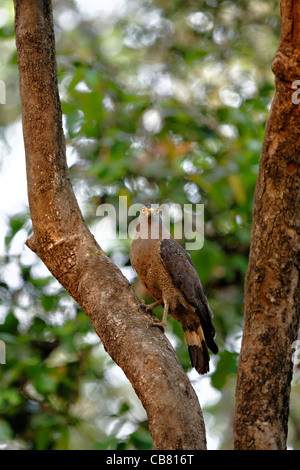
233 0 300 450
14 0 207 450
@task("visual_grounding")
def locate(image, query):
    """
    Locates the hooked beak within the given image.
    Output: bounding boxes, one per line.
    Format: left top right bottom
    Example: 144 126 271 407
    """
141 206 160 217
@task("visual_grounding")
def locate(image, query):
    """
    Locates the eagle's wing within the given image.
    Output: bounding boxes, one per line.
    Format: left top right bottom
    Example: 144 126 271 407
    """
160 237 218 354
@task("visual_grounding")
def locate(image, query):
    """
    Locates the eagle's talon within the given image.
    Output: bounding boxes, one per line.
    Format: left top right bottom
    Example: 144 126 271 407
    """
150 320 167 333
138 301 155 315
138 299 162 314
138 303 147 313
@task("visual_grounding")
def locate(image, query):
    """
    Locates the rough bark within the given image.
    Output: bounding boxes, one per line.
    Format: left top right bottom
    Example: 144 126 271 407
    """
13 0 207 450
234 0 300 450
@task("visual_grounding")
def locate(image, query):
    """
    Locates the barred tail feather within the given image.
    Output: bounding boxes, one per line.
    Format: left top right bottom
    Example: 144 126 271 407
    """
185 328 210 374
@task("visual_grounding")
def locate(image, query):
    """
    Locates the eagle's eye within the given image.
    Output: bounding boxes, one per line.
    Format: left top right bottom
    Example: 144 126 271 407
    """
141 207 147 214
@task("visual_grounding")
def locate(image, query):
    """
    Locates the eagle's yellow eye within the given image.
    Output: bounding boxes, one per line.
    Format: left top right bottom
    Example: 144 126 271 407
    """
154 208 159 214
142 208 147 214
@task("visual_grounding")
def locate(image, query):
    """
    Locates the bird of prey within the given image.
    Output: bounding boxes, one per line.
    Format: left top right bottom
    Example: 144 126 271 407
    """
130 203 218 374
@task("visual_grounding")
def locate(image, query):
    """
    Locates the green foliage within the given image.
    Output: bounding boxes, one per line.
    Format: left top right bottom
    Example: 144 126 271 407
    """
1 0 299 451
211 350 238 391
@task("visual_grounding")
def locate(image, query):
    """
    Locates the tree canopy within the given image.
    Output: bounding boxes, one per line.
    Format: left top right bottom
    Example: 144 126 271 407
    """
0 0 299 450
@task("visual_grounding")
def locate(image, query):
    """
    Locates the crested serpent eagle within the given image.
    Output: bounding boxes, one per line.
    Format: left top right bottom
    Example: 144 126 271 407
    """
130 204 218 374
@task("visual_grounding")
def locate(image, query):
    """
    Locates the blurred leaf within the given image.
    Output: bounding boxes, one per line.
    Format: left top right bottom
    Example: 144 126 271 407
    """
0 419 13 442
128 427 152 450
41 294 59 313
0 312 19 334
211 350 239 391
0 388 22 411
33 373 58 395
5 214 27 247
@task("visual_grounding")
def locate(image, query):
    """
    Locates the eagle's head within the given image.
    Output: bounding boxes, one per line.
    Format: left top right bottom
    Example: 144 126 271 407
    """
140 203 160 218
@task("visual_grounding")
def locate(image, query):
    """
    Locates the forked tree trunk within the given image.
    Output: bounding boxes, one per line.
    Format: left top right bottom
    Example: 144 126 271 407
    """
13 0 207 450
234 0 300 450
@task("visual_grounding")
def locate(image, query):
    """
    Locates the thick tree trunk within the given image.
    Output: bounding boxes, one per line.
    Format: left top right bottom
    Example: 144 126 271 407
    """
234 0 300 450
13 0 207 450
